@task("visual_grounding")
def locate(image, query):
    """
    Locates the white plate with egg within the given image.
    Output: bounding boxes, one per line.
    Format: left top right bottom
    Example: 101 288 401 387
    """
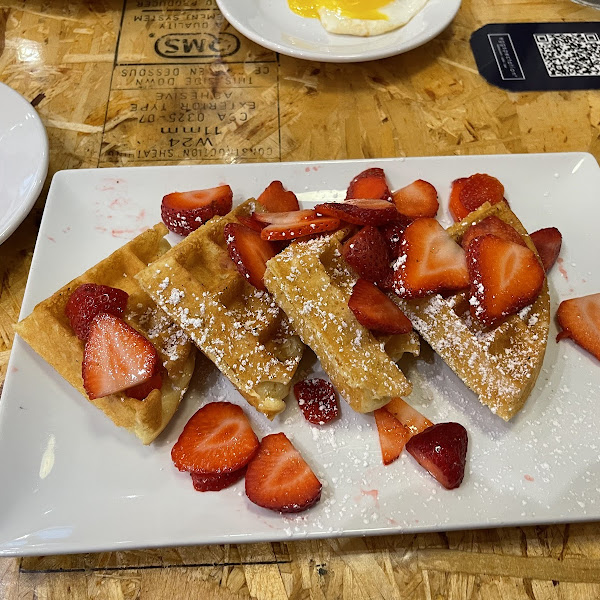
217 0 461 62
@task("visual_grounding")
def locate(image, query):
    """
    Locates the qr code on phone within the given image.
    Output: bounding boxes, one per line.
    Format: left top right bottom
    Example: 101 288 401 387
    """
534 33 600 77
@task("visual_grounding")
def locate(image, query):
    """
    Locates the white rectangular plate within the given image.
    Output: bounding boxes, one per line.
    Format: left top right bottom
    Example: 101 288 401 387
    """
2 153 599 557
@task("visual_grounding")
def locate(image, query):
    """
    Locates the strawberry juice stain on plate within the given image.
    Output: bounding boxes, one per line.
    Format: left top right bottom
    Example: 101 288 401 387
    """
556 257 569 281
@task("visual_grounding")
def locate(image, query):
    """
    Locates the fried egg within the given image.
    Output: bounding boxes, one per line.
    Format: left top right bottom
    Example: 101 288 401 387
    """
288 0 429 37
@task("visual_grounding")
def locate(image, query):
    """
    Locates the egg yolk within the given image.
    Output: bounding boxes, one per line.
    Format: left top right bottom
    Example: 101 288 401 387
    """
288 0 390 21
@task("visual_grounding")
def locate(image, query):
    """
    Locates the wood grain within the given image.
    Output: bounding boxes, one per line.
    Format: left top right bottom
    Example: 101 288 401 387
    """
1 0 600 598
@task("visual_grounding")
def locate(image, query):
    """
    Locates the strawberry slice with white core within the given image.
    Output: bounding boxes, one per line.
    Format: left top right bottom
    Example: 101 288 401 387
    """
82 313 159 400
557 293 600 361
348 279 413 335
346 167 392 201
256 209 340 241
530 227 562 272
392 218 469 299
374 408 412 465
315 198 398 226
342 225 391 284
405 422 468 490
245 432 322 513
224 222 279 290
460 216 526 251
385 397 433 436
467 234 545 328
161 185 233 236
65 283 129 341
256 180 300 212
190 468 247 492
171 402 259 474
392 179 439 221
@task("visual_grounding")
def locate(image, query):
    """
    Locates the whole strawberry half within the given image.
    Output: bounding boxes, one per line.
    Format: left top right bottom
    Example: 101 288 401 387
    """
245 432 322 513
405 422 468 490
82 313 159 400
171 402 259 475
530 227 562 272
65 283 129 341
294 378 339 425
342 225 391 285
161 185 233 236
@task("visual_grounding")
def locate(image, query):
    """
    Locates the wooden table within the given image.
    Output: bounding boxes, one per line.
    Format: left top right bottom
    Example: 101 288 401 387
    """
2 1 600 598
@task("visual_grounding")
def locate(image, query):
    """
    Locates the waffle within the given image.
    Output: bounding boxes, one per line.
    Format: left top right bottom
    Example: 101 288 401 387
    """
15 224 197 444
392 201 550 420
135 201 304 419
264 229 416 414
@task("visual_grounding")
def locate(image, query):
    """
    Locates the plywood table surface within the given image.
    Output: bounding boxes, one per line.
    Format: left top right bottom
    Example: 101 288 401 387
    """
1 0 600 598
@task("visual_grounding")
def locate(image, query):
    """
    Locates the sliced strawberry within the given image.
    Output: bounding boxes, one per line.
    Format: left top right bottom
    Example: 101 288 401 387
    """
256 180 300 212
348 279 413 335
459 174 504 213
127 369 163 400
256 209 340 241
379 221 406 259
315 198 397 226
294 378 339 425
448 178 469 222
392 218 469 299
191 467 246 492
405 422 468 490
342 225 391 284
237 214 264 232
224 223 279 290
245 432 322 513
346 167 392 201
385 397 433 436
161 185 233 236
171 402 259 474
392 180 439 220
557 293 600 361
374 408 412 465
460 216 525 250
530 227 562 272
82 313 159 400
65 283 129 341
467 234 545 327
